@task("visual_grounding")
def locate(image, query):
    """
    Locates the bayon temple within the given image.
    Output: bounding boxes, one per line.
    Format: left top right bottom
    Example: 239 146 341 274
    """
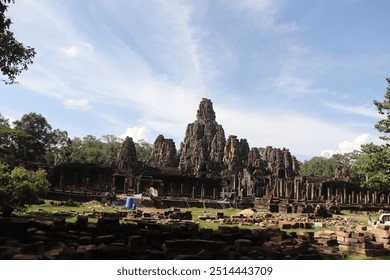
50 98 390 212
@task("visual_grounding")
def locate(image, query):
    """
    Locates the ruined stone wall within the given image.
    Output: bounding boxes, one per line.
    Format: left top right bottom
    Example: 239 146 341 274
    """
116 136 138 171
149 135 178 168
263 146 298 179
178 98 226 177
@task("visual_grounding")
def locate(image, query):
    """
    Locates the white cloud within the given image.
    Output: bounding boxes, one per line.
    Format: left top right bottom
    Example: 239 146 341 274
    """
320 133 377 158
59 42 94 57
326 103 380 118
214 105 363 158
121 127 150 142
63 99 92 111
233 0 297 33
59 46 78 57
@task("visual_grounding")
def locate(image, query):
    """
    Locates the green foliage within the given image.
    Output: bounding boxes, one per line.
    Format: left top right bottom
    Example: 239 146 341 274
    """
299 152 361 180
2 112 68 167
356 143 390 190
299 156 339 177
57 134 122 167
0 163 50 216
1 0 36 84
0 124 33 166
135 139 153 162
374 78 390 142
354 78 390 190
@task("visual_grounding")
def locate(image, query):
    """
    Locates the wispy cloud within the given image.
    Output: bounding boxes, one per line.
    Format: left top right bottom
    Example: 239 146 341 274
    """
232 0 297 33
63 99 92 111
4 0 385 161
326 103 379 118
59 42 94 57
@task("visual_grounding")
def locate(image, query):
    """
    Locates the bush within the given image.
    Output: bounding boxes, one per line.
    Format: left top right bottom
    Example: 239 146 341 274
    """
0 164 50 216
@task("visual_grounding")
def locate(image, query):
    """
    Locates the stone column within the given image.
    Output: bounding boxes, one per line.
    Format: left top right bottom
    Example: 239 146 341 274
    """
124 177 128 194
319 183 322 200
60 172 64 191
311 183 315 200
192 186 195 198
297 178 302 200
343 187 347 204
286 180 290 198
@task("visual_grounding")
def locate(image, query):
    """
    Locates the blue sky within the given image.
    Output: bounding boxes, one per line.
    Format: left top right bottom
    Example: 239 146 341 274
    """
1 0 389 160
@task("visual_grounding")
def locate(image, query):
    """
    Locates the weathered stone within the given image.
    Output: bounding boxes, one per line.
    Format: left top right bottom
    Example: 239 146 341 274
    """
234 239 253 254
95 234 116 244
263 146 298 178
179 98 226 177
223 135 241 174
11 254 40 260
149 135 178 168
116 136 137 170
126 235 146 253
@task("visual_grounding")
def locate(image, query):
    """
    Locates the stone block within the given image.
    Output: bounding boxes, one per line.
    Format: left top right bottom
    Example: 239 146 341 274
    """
351 232 365 239
375 237 390 244
95 234 116 244
353 242 373 249
336 231 351 238
338 244 350 251
372 229 390 238
234 239 253 254
346 238 359 243
370 241 384 250
376 224 390 230
356 225 367 232
11 254 40 260
278 221 291 229
126 235 146 253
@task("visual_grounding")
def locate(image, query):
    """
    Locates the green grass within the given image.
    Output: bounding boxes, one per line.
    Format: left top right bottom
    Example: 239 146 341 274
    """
16 200 117 222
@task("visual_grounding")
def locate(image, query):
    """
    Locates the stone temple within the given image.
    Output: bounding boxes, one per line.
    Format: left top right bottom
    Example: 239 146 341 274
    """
51 98 390 211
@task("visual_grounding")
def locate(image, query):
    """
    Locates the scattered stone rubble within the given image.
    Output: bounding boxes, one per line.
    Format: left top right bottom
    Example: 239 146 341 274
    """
3 207 389 260
0 215 340 260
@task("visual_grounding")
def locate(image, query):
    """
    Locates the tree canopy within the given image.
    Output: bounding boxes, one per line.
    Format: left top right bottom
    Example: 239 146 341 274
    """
0 163 50 216
0 112 68 167
357 78 390 190
1 0 36 84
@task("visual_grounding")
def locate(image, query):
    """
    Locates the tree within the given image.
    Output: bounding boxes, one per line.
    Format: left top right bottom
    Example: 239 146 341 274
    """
299 156 339 177
13 113 53 165
135 139 153 162
0 112 69 167
1 0 36 84
101 135 121 167
0 113 9 127
357 78 390 190
0 163 49 216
